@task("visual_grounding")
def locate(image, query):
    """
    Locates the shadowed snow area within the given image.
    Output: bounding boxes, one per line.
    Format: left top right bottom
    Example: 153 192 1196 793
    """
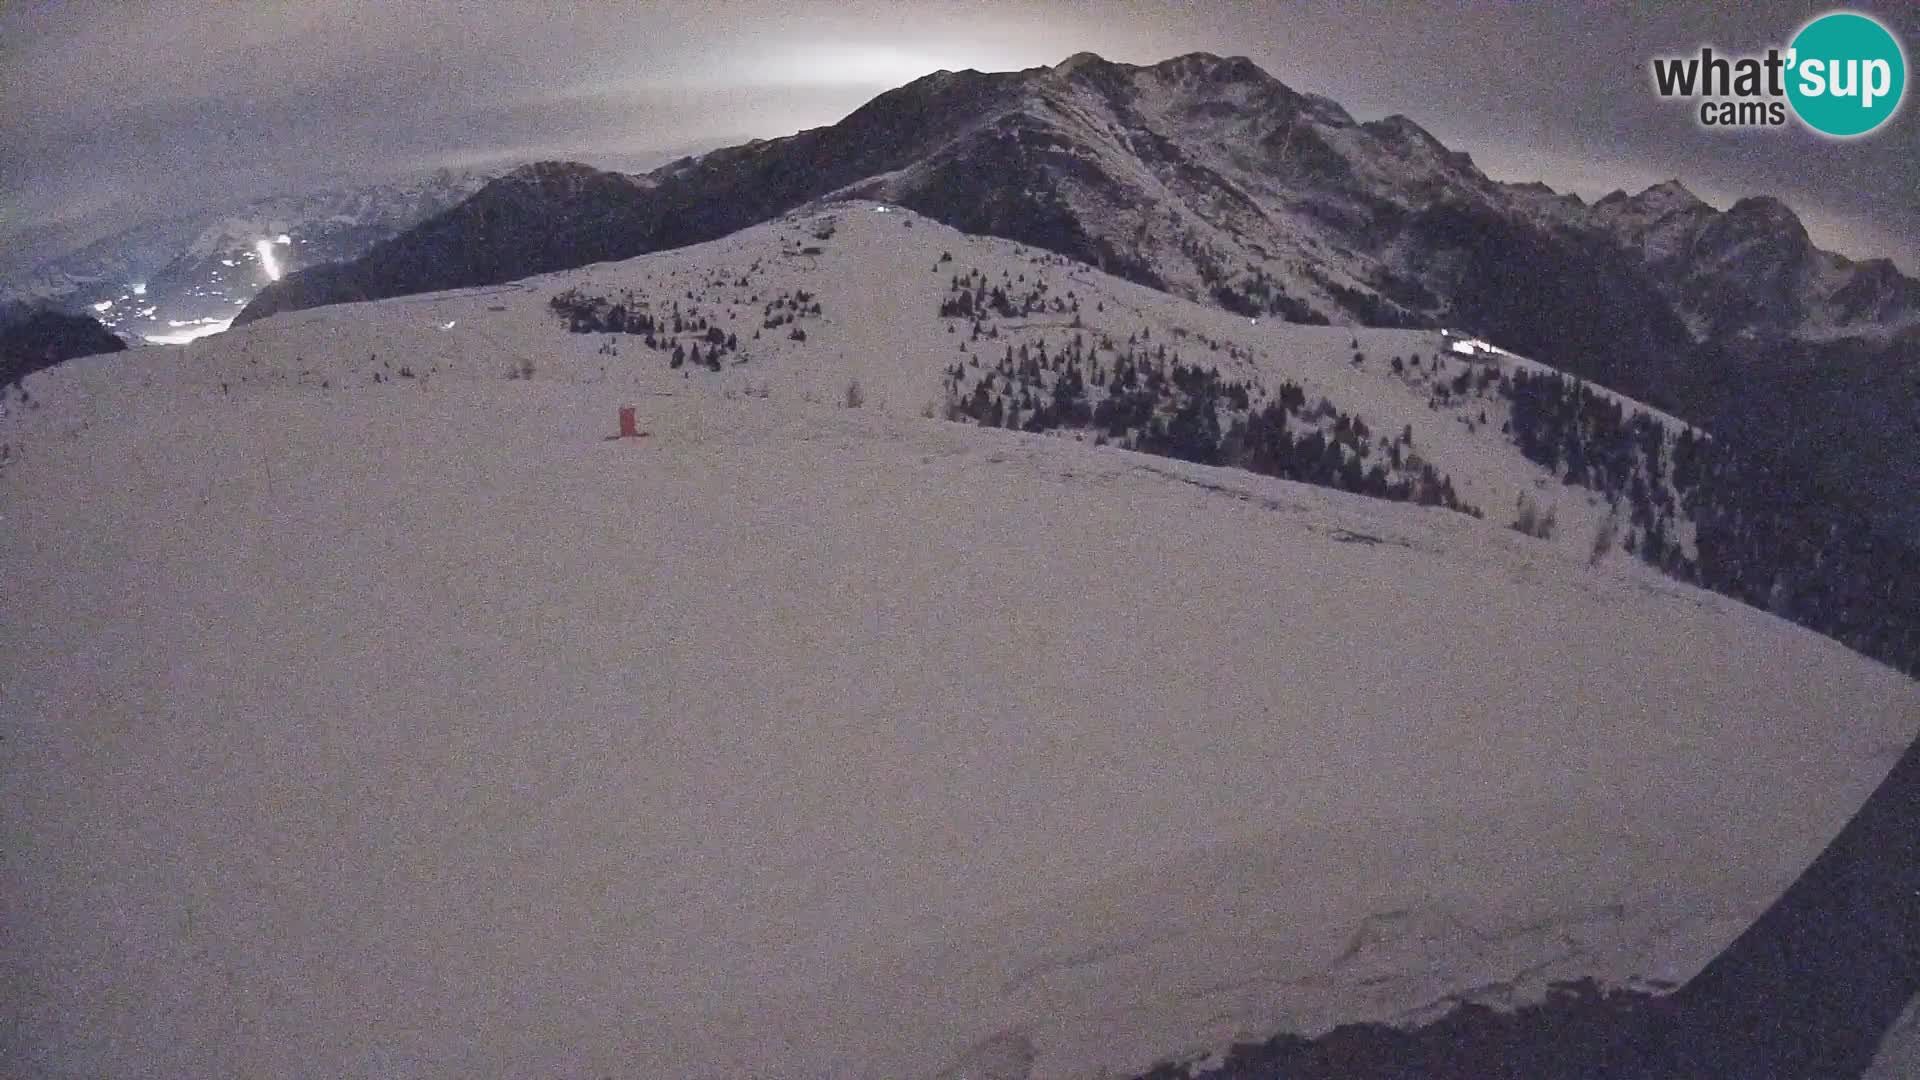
4 206 1917 1079
1867 998 1920 1078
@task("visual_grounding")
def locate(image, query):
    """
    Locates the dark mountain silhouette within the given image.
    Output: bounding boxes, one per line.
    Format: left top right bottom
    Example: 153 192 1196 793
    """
1581 181 1920 342
0 306 126 386
238 53 1918 346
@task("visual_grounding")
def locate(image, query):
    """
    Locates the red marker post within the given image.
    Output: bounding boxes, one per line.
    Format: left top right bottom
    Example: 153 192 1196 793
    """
607 406 649 440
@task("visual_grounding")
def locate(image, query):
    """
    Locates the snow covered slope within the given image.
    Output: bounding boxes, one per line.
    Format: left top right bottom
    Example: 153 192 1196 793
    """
210 204 1700 568
5 205 1916 1080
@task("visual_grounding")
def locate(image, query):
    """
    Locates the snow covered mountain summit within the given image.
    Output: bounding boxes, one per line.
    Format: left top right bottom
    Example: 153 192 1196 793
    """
237 53 1920 352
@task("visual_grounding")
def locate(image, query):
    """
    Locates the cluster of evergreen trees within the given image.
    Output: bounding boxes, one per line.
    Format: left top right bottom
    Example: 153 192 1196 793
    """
937 268 1081 321
761 289 821 330
1501 369 1687 566
1224 399 1471 511
1495 366 1920 678
940 327 1476 516
1198 263 1327 325
1323 281 1425 329
1189 258 1429 330
1685 451 1920 677
550 285 820 372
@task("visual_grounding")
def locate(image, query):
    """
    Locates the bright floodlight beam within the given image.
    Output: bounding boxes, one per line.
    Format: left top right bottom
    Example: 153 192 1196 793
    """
255 240 282 282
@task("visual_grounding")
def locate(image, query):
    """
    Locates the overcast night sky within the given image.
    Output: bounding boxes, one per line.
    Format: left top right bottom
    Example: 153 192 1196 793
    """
3 0 1916 275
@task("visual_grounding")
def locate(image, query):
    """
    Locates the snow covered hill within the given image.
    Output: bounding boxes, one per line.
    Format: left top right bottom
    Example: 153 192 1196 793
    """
5 205 1917 1080
216 204 1704 569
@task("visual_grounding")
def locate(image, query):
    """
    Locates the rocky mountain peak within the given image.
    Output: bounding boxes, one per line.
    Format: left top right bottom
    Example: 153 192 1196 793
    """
1051 51 1109 76
497 160 650 195
1149 51 1270 84
1691 196 1814 279
1721 195 1809 241
503 160 601 182
1638 178 1704 210
1366 113 1444 146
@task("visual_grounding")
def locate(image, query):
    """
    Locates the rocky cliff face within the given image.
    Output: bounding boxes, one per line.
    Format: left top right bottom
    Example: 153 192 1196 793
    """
1582 181 1920 343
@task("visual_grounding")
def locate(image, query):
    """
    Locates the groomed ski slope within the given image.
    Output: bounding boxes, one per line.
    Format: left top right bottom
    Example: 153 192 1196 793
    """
4 207 1918 1079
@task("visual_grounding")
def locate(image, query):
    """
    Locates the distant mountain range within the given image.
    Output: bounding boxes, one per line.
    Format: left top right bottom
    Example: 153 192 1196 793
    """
0 170 491 343
237 51 1920 352
227 52 1920 535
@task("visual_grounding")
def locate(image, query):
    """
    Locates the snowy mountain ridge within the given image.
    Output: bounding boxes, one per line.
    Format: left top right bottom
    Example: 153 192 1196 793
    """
223 202 1707 569
1576 180 1920 342
238 52 1920 351
220 52 1920 543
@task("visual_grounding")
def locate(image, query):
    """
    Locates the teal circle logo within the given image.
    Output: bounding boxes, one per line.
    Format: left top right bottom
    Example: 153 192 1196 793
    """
1786 11 1906 137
